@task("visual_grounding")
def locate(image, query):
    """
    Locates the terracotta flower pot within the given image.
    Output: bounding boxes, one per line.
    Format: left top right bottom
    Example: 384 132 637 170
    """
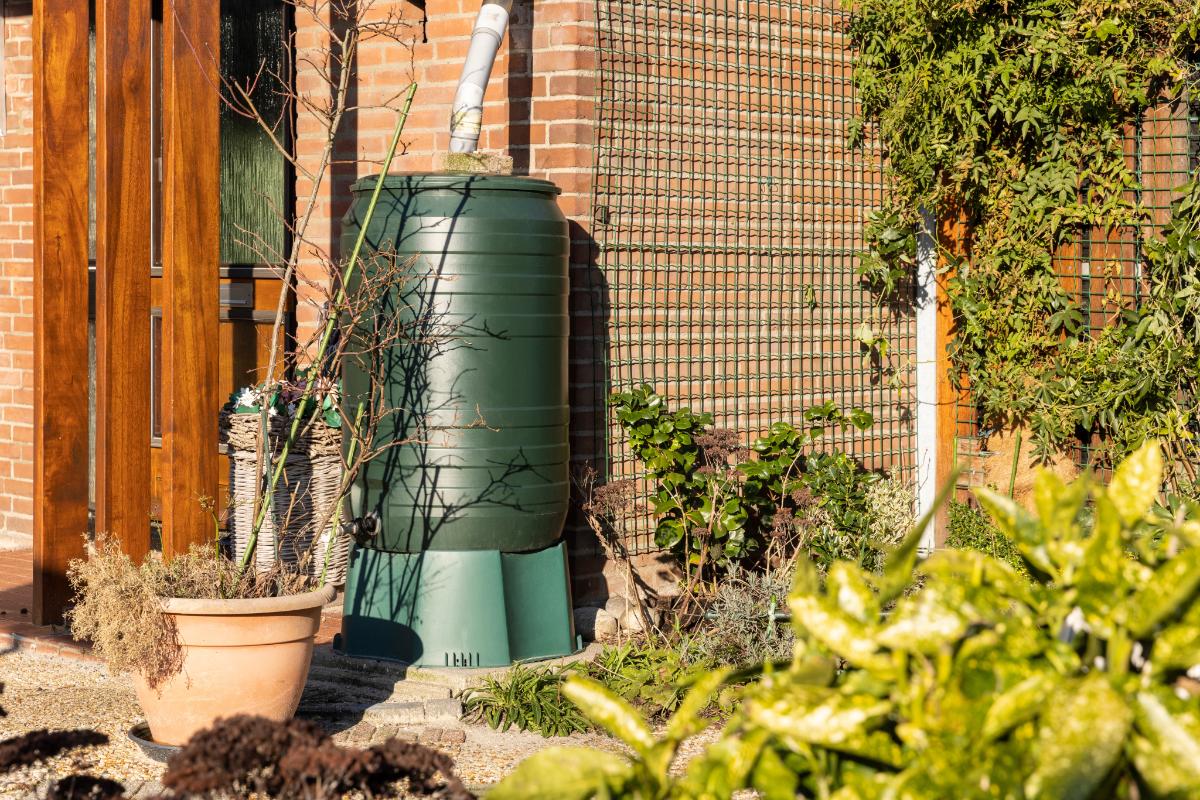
134 584 336 746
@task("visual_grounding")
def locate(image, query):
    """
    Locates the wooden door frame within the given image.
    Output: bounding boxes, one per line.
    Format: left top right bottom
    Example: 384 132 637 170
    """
32 0 221 624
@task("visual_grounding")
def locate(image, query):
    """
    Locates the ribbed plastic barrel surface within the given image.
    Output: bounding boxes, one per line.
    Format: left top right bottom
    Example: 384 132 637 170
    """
341 173 570 554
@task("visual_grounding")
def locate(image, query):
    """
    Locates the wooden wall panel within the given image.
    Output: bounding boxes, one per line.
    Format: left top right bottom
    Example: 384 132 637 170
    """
95 0 153 561
32 0 90 625
161 1 220 556
935 211 970 544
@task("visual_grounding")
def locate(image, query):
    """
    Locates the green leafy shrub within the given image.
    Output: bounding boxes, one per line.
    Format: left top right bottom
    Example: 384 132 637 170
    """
463 642 712 738
494 442 1200 798
849 0 1200 475
462 663 590 738
610 386 877 573
946 498 1028 577
588 641 710 721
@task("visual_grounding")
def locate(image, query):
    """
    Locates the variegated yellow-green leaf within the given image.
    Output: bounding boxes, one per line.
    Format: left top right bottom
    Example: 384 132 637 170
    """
1080 493 1125 591
1116 547 1200 637
666 666 732 744
1130 690 1200 796
789 653 837 687
487 746 632 800
562 676 655 755
982 672 1057 741
875 586 969 654
828 561 878 622
1024 675 1132 800
680 727 771 798
748 691 896 762
975 487 1056 576
875 471 958 605
1106 439 1163 526
789 592 890 672
1151 615 1200 673
1127 733 1200 799
790 551 820 600
749 745 798 800
1033 468 1088 538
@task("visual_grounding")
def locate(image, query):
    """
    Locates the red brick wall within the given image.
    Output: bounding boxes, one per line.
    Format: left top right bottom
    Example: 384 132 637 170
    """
0 2 36 547
0 0 634 604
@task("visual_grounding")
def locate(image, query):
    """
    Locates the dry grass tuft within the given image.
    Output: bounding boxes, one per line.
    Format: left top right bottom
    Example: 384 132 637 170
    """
66 537 315 688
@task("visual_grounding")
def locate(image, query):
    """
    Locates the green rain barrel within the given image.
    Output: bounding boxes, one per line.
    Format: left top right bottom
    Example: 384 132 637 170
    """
339 173 577 667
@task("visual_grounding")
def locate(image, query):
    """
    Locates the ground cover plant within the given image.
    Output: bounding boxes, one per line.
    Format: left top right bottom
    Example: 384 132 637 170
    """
463 641 715 738
492 442 1200 798
850 0 1200 482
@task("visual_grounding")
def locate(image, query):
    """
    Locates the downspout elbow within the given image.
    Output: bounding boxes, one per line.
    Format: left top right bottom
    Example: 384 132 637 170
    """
449 0 513 154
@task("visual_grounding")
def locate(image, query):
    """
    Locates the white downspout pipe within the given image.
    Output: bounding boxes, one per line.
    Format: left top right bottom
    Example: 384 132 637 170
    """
449 0 513 154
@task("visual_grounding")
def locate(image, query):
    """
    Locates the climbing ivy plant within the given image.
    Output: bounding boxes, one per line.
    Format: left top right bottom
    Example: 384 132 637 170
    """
850 0 1200 479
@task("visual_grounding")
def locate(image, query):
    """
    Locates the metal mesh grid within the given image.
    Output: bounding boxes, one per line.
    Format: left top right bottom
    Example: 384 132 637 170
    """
955 96 1200 487
591 0 917 552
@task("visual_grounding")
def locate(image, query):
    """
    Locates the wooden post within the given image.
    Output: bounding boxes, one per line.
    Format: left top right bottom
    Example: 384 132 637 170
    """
32 0 90 625
160 1 221 557
935 210 970 544
95 0 153 561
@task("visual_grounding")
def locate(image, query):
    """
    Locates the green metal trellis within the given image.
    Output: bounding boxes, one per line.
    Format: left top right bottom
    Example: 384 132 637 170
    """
590 0 917 552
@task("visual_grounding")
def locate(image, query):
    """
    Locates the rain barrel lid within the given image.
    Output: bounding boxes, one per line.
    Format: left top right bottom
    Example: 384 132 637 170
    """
351 172 561 195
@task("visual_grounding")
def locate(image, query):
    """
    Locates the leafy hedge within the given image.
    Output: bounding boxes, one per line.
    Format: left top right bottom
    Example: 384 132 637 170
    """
494 443 1200 799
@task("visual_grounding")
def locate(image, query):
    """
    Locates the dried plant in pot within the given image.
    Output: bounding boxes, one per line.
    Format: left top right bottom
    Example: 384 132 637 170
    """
66 537 334 747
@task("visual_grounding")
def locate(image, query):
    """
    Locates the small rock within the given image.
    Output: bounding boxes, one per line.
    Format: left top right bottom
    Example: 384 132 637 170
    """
440 727 467 745
604 595 630 619
340 721 376 746
620 605 659 633
365 700 426 725
419 727 446 744
573 605 617 641
424 697 464 721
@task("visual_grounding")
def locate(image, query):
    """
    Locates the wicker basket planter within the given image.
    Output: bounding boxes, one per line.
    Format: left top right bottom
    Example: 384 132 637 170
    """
220 411 350 586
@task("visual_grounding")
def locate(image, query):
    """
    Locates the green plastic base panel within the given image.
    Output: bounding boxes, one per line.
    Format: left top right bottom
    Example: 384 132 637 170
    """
340 541 576 667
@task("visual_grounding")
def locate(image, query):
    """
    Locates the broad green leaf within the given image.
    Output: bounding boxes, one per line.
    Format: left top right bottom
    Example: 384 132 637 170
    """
748 690 897 764
789 591 890 672
876 470 958 604
875 586 969 654
487 746 632 800
1151 615 1200 672
680 728 772 798
983 672 1057 741
1107 440 1163 525
975 487 1056 576
1117 547 1200 637
562 677 655 755
1024 675 1132 800
750 745 800 800
1081 493 1125 590
1033 468 1088 538
1132 690 1200 772
827 561 878 622
666 666 732 743
789 551 821 600
1129 690 1200 797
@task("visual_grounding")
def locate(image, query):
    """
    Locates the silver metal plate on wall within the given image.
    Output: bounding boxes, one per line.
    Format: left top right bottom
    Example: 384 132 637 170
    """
220 282 254 309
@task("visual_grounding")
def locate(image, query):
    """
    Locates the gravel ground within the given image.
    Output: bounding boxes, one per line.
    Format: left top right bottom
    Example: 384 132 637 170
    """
0 649 161 798
0 648 727 798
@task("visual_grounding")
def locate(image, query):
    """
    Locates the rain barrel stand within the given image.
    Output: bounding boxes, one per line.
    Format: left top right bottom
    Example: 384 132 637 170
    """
342 541 574 667
338 173 576 667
